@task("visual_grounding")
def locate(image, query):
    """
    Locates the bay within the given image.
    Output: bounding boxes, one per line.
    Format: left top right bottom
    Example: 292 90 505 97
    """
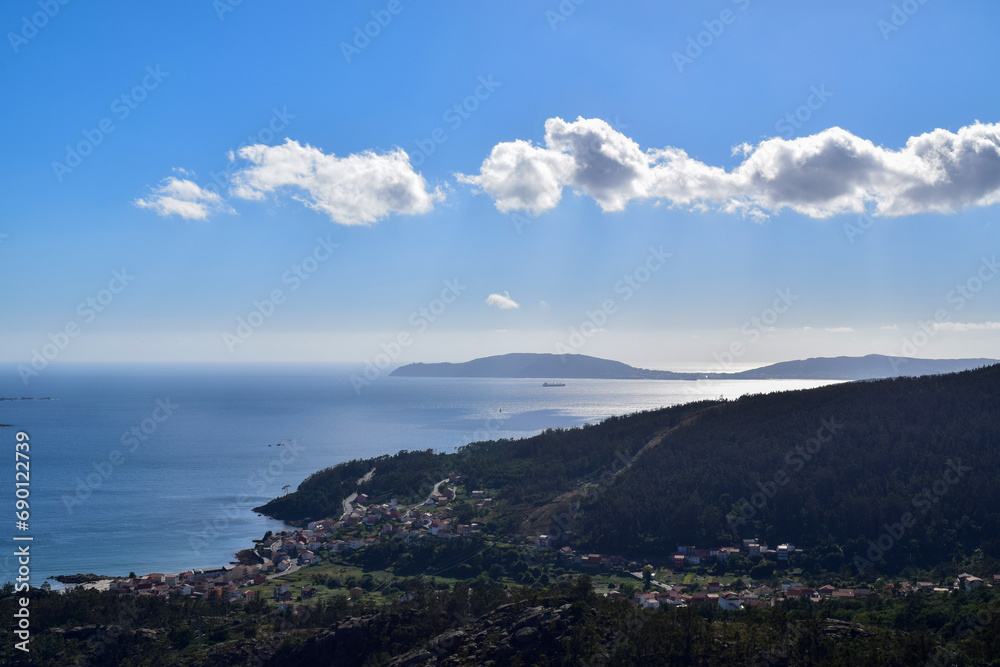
0 363 838 585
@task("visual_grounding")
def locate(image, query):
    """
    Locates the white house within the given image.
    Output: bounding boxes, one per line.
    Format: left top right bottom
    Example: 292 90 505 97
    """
781 579 801 593
964 576 984 592
635 592 660 609
719 592 742 611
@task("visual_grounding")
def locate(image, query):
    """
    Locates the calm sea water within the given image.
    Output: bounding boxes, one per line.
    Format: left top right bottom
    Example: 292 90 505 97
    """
0 364 837 585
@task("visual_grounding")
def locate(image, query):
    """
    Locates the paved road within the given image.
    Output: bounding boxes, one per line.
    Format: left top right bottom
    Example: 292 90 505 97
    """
340 493 357 521
267 561 302 580
339 468 376 520
415 479 450 509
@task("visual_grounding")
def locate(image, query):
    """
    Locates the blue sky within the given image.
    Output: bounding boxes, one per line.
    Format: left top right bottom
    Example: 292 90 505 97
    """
3 1 1000 371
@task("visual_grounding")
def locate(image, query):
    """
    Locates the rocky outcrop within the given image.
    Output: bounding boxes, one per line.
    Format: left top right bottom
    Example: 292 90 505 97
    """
389 601 581 666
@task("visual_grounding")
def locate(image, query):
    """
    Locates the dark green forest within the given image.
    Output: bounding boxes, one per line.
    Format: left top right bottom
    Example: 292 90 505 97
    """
578 367 1000 574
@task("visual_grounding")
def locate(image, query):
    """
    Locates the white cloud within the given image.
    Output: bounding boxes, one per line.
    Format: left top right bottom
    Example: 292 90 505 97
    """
135 176 232 220
932 321 1000 332
825 326 855 333
485 291 519 309
881 324 899 330
459 117 1000 219
230 138 444 225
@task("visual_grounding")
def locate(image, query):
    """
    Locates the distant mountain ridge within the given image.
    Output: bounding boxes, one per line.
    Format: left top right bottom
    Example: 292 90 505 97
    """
389 352 996 381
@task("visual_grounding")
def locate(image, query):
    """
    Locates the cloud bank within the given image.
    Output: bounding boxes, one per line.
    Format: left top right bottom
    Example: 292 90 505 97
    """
135 177 232 220
486 291 519 309
229 139 443 225
458 117 1000 219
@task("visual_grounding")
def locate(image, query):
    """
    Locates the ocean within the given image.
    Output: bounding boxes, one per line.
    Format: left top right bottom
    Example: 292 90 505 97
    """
0 363 837 586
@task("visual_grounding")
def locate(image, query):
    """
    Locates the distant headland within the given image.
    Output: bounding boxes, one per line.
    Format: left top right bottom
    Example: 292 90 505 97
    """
389 352 997 382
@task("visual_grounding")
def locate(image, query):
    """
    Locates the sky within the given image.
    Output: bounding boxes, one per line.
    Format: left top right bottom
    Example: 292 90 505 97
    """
3 1 1000 372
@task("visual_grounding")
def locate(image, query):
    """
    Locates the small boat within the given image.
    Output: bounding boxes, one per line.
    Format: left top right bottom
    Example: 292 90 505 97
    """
542 382 566 387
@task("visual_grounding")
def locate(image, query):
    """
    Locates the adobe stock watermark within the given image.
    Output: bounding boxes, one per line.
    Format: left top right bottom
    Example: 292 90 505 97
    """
774 85 832 139
726 417 842 537
925 596 1000 667
61 398 178 515
842 186 906 243
509 116 628 235
877 0 930 41
554 246 671 355
508 209 540 235
890 255 998 370
409 75 501 167
52 66 169 182
521 449 633 556
350 278 467 393
7 0 71 54
545 0 587 31
843 209 879 243
188 441 304 558
18 268 134 385
709 288 799 372
223 236 339 352
672 0 754 73
77 600 140 667
854 458 971 574
202 107 295 198
340 0 412 64
213 0 246 21
754 623 807 667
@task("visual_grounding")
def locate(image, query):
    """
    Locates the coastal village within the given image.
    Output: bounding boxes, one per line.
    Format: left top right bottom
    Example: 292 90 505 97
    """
71 475 999 614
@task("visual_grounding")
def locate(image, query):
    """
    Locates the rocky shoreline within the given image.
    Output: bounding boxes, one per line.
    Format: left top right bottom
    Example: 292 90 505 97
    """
51 573 116 585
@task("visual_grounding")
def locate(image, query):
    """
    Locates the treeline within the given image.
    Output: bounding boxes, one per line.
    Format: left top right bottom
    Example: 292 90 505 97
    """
5 576 1000 665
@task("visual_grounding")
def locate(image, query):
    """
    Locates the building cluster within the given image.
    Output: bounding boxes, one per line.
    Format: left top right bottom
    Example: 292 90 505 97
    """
336 485 486 541
536 539 801 576
665 539 800 569
102 565 270 602
629 582 744 611
551 546 626 570
92 482 493 602
625 574 1000 613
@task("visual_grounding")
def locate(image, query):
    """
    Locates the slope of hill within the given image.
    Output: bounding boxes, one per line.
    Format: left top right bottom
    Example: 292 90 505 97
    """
574 364 1000 573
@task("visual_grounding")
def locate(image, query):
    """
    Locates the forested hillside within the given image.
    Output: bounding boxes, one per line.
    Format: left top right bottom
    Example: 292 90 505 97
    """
576 366 1000 573
260 365 1000 575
